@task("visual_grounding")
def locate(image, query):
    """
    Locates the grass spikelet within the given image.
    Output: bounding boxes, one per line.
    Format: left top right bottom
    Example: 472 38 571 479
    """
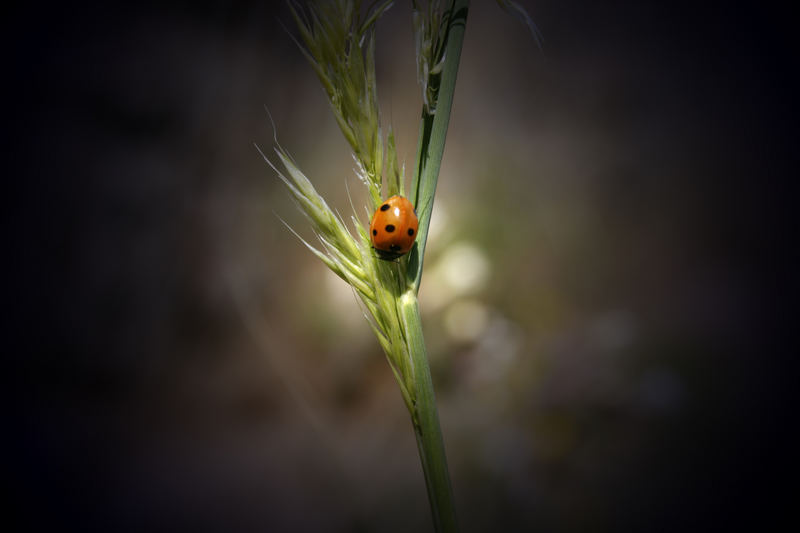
412 0 450 114
288 0 393 208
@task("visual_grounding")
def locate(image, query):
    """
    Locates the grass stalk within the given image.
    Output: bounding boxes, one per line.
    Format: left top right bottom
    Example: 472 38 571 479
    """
400 291 458 532
266 1 473 530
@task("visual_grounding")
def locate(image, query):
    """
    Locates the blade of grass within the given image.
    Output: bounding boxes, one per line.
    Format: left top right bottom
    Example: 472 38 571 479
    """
408 0 470 292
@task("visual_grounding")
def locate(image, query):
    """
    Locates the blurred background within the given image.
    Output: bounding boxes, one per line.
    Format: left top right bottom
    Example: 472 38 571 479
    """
6 1 794 531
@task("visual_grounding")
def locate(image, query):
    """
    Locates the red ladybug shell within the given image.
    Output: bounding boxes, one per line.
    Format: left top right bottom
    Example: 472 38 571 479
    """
369 195 419 260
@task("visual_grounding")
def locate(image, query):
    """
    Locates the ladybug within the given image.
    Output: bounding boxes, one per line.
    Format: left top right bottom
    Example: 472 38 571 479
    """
369 195 419 260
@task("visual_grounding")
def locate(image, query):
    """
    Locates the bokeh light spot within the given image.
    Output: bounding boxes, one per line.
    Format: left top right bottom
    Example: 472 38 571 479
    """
444 299 490 342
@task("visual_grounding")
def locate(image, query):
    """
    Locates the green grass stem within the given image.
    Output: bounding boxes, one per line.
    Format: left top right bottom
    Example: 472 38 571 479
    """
400 291 459 533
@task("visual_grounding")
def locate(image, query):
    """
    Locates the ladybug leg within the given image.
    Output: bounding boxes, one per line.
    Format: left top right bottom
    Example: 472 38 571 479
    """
374 247 403 261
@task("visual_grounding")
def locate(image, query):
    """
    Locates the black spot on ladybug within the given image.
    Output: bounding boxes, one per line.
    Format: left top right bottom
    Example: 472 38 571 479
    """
380 204 390 211
408 228 415 236
372 229 377 236
385 224 395 232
